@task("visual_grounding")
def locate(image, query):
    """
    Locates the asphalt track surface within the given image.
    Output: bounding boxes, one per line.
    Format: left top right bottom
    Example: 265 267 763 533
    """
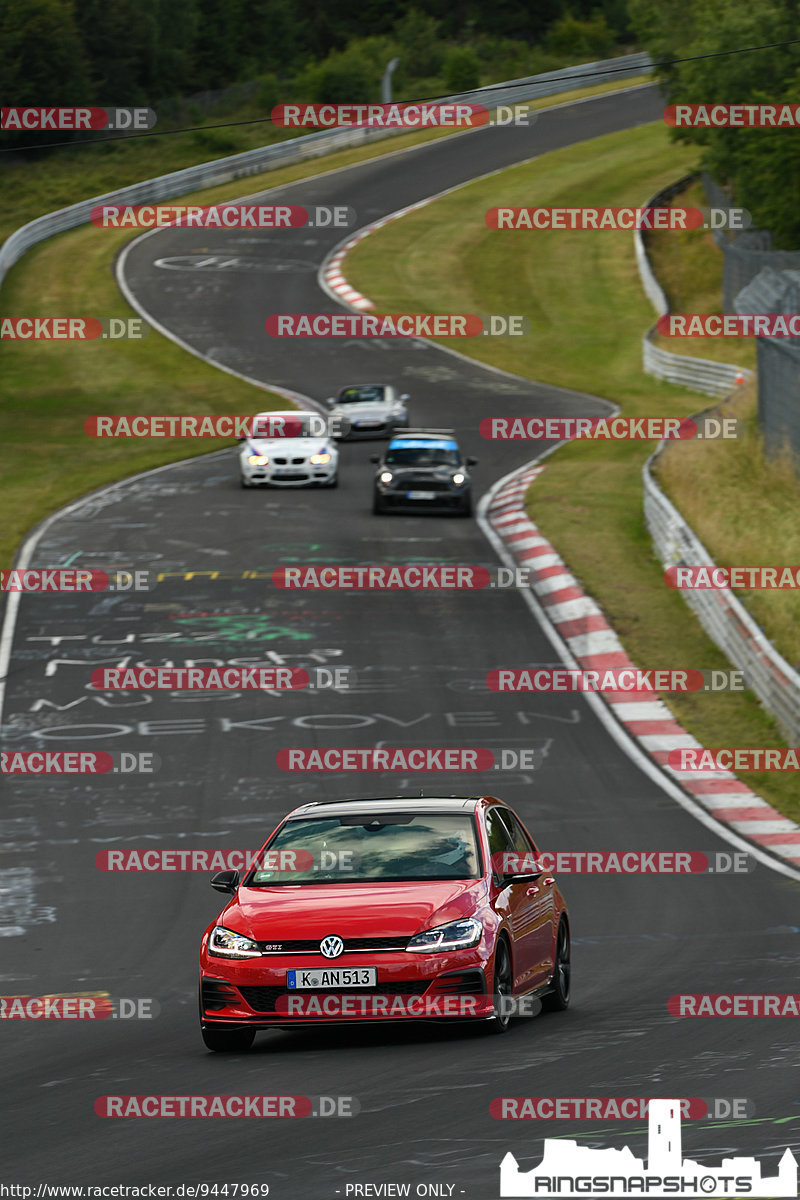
2 84 800 1194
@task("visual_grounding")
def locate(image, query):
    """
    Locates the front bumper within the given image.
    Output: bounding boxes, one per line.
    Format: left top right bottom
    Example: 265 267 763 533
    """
242 462 336 487
335 415 406 440
375 486 471 513
200 950 490 1027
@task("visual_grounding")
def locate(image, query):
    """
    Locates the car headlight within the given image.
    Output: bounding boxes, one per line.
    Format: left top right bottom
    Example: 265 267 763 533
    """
452 472 466 486
208 926 262 958
248 455 269 466
379 471 393 485
406 917 482 953
310 453 331 465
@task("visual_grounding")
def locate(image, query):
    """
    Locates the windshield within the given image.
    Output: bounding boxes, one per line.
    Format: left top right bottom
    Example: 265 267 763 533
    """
250 415 317 439
337 386 385 405
246 813 482 885
385 441 461 467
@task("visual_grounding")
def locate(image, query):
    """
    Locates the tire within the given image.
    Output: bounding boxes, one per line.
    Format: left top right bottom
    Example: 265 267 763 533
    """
201 1023 256 1052
240 477 251 489
542 919 571 1011
459 492 473 518
321 475 338 488
486 938 513 1035
372 493 385 515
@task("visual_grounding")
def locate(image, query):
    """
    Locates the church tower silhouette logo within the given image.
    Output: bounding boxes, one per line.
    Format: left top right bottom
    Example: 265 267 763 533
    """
500 1098 797 1197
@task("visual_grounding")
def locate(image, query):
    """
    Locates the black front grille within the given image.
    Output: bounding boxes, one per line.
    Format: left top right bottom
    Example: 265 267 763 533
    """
432 970 486 995
399 478 452 492
202 979 240 1011
239 979 430 1013
256 936 408 954
273 457 287 464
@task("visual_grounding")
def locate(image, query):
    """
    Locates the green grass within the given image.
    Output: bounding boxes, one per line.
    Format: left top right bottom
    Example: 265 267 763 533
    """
344 120 799 826
646 178 756 369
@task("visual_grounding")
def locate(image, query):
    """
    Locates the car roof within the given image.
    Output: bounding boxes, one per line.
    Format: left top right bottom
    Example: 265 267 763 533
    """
391 428 455 438
338 383 387 391
252 409 316 419
284 795 500 820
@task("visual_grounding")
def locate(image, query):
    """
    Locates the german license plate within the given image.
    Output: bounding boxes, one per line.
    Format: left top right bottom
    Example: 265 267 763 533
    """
407 490 436 500
287 967 377 989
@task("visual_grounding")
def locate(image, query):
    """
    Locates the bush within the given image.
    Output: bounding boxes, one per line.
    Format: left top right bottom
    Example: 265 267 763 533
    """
392 9 445 80
545 12 616 60
443 47 481 94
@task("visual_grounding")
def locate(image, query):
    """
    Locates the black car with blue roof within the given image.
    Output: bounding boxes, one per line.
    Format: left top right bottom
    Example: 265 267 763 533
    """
370 429 477 516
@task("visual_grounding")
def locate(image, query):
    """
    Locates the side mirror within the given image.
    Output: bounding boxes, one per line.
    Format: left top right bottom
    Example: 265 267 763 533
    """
502 869 543 884
370 454 380 464
324 396 335 408
211 869 240 895
400 393 410 402
467 456 478 466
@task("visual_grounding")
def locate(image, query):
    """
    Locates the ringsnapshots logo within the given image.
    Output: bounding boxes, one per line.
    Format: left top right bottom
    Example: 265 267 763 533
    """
499 1098 798 1196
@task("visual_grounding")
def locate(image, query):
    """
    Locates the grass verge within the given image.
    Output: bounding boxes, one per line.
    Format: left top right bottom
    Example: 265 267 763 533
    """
344 120 799 825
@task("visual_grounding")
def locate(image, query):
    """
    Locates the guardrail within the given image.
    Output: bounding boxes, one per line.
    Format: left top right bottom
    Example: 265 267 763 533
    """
0 52 652 292
643 419 800 744
634 175 752 396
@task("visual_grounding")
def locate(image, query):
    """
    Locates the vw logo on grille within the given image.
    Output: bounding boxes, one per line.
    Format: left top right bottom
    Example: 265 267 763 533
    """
320 936 344 959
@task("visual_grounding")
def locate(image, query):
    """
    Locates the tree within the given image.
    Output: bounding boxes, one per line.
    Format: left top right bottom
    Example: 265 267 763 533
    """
630 0 800 247
444 47 481 93
0 0 90 106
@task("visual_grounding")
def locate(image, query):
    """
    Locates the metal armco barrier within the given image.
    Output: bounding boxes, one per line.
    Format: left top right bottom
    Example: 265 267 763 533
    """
634 175 752 396
643 428 800 744
0 52 651 291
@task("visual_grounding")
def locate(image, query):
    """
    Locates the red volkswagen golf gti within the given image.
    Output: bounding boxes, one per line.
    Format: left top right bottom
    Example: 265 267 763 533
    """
199 795 570 1051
